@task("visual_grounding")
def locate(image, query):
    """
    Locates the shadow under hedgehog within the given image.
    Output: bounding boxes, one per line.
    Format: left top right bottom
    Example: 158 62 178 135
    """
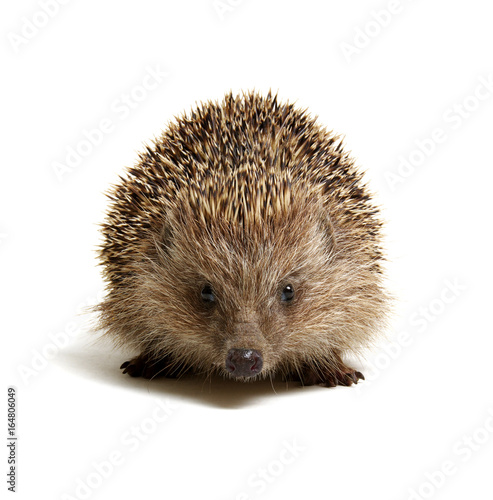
96 91 390 387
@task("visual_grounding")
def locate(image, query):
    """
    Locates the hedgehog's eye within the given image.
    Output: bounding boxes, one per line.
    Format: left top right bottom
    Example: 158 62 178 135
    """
281 284 295 302
201 284 216 303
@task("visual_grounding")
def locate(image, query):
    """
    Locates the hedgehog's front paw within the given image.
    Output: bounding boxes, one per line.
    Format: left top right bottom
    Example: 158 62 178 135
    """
120 355 150 378
120 354 165 379
120 353 188 379
294 361 365 388
320 367 365 387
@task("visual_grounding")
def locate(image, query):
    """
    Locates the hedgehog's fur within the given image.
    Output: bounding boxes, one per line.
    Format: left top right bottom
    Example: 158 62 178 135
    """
97 91 389 387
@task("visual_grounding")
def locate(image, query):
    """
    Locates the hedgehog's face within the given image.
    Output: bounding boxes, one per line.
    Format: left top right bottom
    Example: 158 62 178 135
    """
134 179 384 382
193 267 308 381
198 281 295 378
138 196 368 382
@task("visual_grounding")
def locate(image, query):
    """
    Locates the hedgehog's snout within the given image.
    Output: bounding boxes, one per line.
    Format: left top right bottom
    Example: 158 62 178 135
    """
225 348 263 378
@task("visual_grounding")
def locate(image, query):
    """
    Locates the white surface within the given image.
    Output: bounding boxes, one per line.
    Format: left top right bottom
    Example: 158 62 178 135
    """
2 1 492 499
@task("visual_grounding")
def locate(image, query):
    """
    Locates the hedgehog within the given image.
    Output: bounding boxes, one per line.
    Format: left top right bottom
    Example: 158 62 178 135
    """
97 91 389 387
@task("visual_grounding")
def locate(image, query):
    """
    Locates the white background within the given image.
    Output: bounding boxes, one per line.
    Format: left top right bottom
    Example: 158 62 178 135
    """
2 1 493 499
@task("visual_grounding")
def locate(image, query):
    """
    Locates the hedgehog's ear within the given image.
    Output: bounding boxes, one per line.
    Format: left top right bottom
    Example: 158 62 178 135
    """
320 213 336 250
153 220 173 260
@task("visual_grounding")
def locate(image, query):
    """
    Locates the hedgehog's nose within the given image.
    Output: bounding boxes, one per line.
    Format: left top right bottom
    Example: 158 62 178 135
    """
225 348 263 378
